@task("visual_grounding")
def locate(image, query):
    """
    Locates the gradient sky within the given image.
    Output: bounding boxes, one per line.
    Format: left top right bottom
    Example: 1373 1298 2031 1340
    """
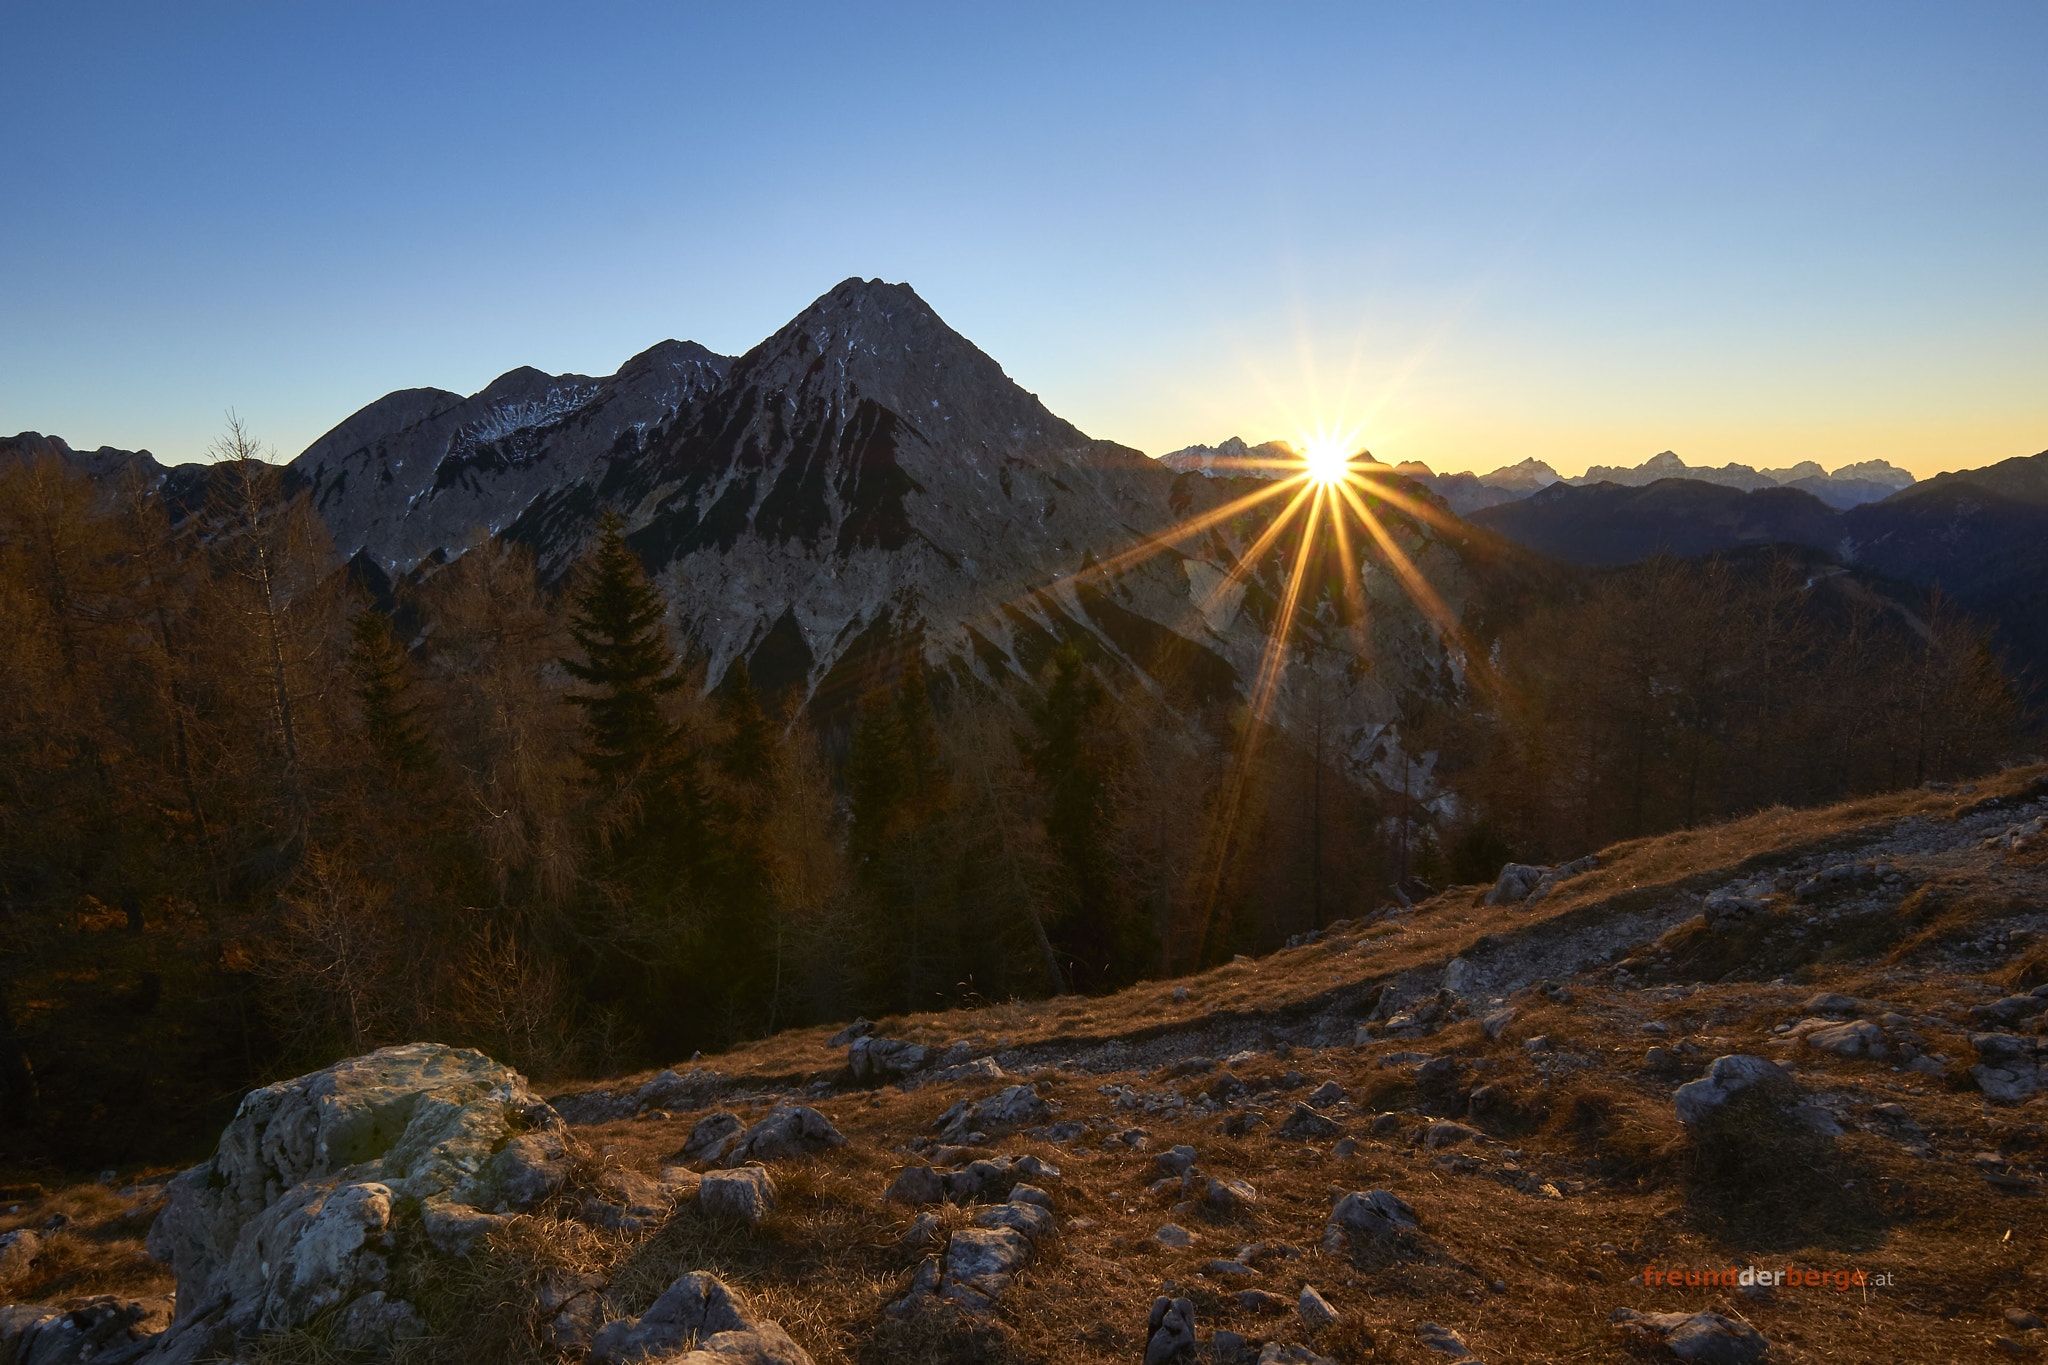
4 3 2043 480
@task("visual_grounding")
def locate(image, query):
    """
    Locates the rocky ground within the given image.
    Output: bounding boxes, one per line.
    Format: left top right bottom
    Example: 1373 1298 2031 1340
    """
4 767 2047 1365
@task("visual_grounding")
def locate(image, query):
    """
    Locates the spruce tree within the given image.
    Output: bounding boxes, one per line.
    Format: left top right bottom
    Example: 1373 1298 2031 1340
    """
563 515 688 789
348 609 432 777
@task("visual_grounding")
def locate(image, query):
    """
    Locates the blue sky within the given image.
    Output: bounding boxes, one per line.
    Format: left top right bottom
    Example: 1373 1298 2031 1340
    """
3 2 2043 478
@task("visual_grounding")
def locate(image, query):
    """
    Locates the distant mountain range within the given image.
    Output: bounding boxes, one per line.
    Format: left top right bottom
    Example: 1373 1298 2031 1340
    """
9 286 2039 731
1162 442 1917 515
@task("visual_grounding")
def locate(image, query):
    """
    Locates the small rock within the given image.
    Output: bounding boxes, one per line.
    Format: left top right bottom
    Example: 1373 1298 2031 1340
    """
1296 1285 1339 1332
726 1104 847 1164
1155 1145 1199 1176
1610 1307 1767 1365
1173 986 1191 1004
1279 1103 1343 1141
1672 1055 1791 1125
1009 1183 1053 1209
1144 1295 1198 1365
1307 1080 1346 1109
681 1111 745 1164
1333 1138 1359 1158
973 1200 1054 1240
1213 1329 1248 1362
1424 1121 1481 1150
699 1167 777 1225
1804 1020 1881 1058
883 1165 945 1205
1014 1153 1062 1182
0 1229 39 1279
1415 1321 1475 1358
1206 1177 1259 1212
1154 1222 1196 1249
2006 1308 2047 1331
1524 1036 1553 1053
1236 1289 1291 1313
1481 1008 1516 1041
1204 1258 1255 1277
826 1018 874 1047
901 1211 946 1248
1417 1056 1458 1083
1256 1345 1336 1365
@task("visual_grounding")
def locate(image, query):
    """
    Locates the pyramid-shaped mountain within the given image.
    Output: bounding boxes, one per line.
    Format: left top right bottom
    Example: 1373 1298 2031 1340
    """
288 280 1532 777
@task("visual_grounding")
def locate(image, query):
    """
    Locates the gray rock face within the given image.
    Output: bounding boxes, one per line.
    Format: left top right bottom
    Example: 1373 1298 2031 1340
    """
144 1043 571 1349
1205 1177 1259 1213
699 1168 778 1225
1485 864 1548 906
590 1271 813 1365
724 1105 846 1165
1610 1307 1767 1364
941 1227 1032 1306
1144 1296 1198 1365
290 342 733 574
1672 1055 1789 1125
972 1200 1054 1240
1323 1188 1423 1258
1803 1020 1881 1057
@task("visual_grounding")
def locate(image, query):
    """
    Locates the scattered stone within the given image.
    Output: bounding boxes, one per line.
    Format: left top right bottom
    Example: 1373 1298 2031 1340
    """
826 1018 873 1047
1672 1055 1790 1125
1333 1138 1360 1158
883 1165 945 1205
1802 992 1862 1015
1014 1153 1062 1182
1009 1183 1053 1209
1155 1145 1199 1176
1204 1259 1255 1277
1279 1103 1343 1141
1442 958 1473 992
1804 1020 1881 1058
1417 1056 1458 1084
1307 1080 1346 1108
1154 1222 1196 1249
1610 1307 1767 1364
2006 1308 2047 1331
1236 1289 1292 1313
1173 986 1191 1004
1214 1111 1267 1136
848 1036 929 1082
1486 864 1548 905
934 1085 1051 1140
940 1226 1032 1309
700 1167 778 1225
726 1105 846 1165
1206 1177 1259 1212
1416 1321 1477 1359
1481 1009 1516 1041
1424 1121 1481 1150
591 1270 811 1365
1144 1295 1198 1365
1323 1188 1421 1257
1042 1120 1087 1144
1256 1343 1335 1365
1213 1329 1248 1362
1524 1036 1553 1053
1296 1285 1339 1332
973 1199 1054 1240
1368 1112 1403 1134
681 1111 745 1164
1974 1064 2041 1104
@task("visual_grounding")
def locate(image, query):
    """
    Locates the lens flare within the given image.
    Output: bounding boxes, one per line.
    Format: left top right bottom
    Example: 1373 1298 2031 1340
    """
1300 439 1352 484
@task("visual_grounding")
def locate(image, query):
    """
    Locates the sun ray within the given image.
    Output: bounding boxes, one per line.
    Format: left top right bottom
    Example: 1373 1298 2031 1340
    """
1326 489 1369 656
1332 476 1498 702
1194 478 1317 618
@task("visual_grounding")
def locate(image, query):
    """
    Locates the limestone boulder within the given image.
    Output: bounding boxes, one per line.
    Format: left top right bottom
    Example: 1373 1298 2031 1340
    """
144 1043 575 1353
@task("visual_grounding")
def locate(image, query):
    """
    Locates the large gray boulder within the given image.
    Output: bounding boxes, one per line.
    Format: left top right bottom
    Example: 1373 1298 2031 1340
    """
723 1105 845 1165
932 1084 1050 1140
143 1043 575 1358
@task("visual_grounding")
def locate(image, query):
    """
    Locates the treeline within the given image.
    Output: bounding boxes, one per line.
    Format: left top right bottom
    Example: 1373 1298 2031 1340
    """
1450 550 2022 863
0 448 2024 1169
0 447 1395 1167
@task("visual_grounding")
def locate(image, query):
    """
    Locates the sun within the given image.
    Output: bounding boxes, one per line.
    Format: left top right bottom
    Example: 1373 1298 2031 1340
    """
1300 438 1352 484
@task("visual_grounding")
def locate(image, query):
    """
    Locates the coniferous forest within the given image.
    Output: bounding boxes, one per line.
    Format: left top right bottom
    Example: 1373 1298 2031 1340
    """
0 449 2023 1170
